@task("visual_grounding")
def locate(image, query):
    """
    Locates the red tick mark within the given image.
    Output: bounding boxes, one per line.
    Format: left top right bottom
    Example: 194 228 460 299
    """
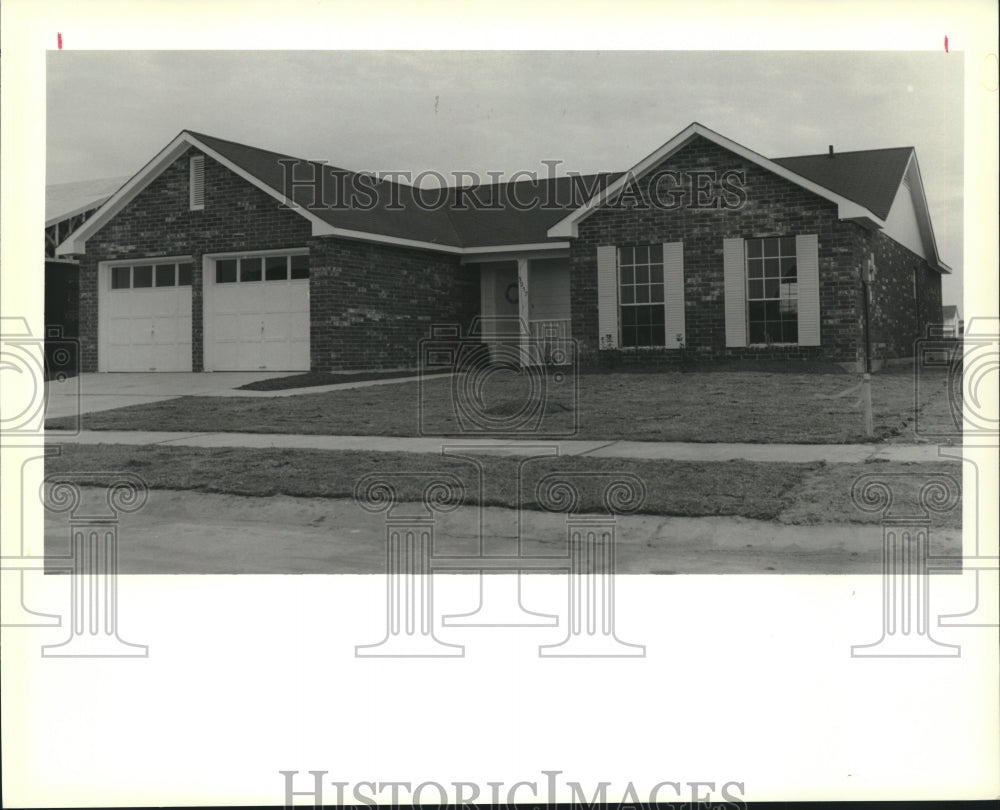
57 32 63 49
944 35 948 53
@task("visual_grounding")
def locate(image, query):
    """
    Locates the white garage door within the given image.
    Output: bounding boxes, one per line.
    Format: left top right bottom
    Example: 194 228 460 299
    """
102 261 193 372
206 253 310 371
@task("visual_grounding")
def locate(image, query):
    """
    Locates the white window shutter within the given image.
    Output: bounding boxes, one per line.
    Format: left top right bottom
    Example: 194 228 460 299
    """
723 237 746 347
663 241 685 348
796 234 821 346
597 245 619 349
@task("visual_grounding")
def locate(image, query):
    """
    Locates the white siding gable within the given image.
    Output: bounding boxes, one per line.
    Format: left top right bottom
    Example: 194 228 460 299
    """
883 178 927 259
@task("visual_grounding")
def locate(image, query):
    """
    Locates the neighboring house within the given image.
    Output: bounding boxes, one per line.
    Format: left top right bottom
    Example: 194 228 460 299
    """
45 177 128 374
941 305 962 337
54 123 949 373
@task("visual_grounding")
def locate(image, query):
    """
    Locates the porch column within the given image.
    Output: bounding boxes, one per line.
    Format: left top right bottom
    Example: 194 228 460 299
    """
517 257 530 361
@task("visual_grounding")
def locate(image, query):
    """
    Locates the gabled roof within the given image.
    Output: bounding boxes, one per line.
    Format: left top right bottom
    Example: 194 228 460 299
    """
546 122 889 239
57 124 949 272
46 176 128 226
773 147 913 221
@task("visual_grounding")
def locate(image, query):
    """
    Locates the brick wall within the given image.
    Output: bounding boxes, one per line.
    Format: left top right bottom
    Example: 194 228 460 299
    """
74 147 477 372
307 238 478 370
76 147 312 371
570 135 867 364
862 229 943 361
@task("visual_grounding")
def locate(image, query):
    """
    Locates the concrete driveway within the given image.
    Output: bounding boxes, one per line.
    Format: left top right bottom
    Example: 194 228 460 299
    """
44 371 289 419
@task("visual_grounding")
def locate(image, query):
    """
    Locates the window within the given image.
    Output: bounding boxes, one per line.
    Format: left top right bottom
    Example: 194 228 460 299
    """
290 254 309 279
216 259 238 283
619 244 665 347
133 265 153 288
190 155 205 211
214 253 308 284
155 264 176 287
265 256 288 281
746 236 797 344
240 257 262 282
110 260 193 289
111 266 131 289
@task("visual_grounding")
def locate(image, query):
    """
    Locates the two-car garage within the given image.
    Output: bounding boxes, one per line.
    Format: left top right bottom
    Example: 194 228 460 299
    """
99 250 310 372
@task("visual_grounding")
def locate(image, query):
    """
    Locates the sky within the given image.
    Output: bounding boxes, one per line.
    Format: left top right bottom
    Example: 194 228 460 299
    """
46 50 964 303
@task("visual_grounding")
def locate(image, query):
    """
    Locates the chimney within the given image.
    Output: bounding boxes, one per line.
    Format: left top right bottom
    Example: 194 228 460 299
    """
828 145 834 158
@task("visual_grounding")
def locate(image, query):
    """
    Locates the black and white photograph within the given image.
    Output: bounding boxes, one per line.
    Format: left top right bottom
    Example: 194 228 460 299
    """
2 1 998 807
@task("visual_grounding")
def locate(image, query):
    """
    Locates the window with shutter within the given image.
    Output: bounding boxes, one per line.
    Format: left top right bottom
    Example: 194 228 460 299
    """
189 155 205 211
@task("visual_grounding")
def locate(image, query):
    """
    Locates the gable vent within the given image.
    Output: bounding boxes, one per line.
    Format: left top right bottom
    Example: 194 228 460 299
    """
189 155 205 210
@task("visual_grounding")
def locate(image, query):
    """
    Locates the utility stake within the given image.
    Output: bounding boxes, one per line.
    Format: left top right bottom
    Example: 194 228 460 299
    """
862 372 874 437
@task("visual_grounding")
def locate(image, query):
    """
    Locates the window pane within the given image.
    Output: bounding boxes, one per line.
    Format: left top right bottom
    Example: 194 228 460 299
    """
265 255 288 280
748 279 763 300
764 258 780 278
765 300 780 320
621 286 634 304
650 286 664 303
111 267 130 289
780 236 796 256
749 322 766 343
765 279 779 298
635 285 649 304
781 259 797 281
781 282 797 298
782 317 798 343
216 259 237 283
290 255 309 279
748 301 766 322
649 305 665 324
133 266 153 288
634 245 649 265
619 247 633 266
763 238 779 257
650 323 666 346
155 264 176 287
746 258 763 279
650 266 663 284
621 266 634 285
178 263 193 286
240 257 262 282
648 244 663 263
621 307 637 326
621 326 635 347
635 266 649 284
780 298 798 314
746 240 763 258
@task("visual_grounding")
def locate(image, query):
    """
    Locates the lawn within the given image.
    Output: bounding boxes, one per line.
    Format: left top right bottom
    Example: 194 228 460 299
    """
46 364 957 444
46 445 961 527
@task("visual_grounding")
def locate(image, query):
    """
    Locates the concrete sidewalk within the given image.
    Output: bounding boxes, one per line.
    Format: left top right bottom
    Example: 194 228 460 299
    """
43 370 439 419
44 429 958 463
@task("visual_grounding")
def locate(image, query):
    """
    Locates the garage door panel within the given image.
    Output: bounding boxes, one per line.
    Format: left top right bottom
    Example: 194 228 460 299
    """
209 264 309 371
102 280 192 372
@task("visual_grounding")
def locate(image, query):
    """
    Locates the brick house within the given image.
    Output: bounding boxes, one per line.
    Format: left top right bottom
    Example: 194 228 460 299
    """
56 122 950 373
